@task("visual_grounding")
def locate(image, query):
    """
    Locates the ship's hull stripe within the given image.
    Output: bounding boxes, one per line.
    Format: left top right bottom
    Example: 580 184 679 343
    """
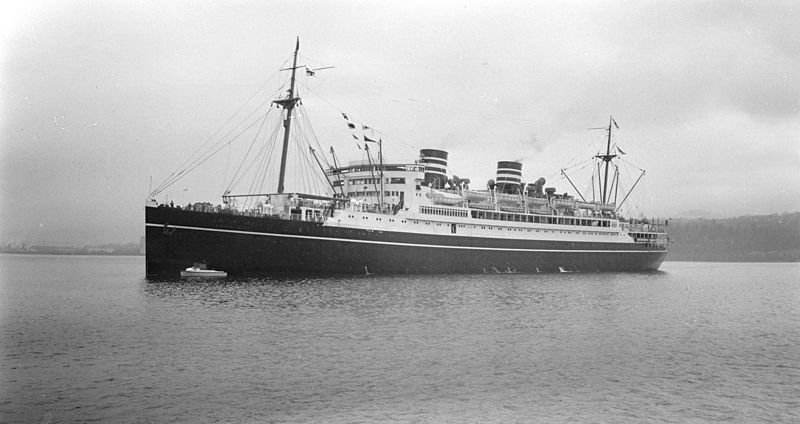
145 222 659 253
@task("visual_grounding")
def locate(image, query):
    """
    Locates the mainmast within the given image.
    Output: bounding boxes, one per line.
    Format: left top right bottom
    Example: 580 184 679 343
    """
595 115 618 204
274 37 301 194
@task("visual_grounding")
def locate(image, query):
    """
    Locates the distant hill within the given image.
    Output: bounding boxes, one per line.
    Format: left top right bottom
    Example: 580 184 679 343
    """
0 242 142 256
667 212 800 262
673 209 727 219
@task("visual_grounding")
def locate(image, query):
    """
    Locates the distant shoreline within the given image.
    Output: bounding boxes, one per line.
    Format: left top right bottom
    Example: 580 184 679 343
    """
0 250 143 257
666 259 799 263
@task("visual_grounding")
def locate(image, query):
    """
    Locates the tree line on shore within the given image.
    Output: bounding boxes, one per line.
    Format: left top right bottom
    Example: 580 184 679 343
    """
666 212 800 262
1 242 142 255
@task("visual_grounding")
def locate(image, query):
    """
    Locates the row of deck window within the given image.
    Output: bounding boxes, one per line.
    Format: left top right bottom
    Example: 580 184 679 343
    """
417 206 616 228
344 213 616 236
347 177 406 185
419 205 469 217
470 210 616 227
346 191 402 197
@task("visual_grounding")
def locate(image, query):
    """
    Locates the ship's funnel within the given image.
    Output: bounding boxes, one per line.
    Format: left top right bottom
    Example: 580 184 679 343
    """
419 149 448 189
496 161 523 194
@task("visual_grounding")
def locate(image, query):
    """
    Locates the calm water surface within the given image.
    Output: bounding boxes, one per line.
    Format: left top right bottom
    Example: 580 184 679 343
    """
1 255 798 423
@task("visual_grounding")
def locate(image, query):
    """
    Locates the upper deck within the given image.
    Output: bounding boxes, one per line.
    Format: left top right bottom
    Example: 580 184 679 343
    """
152 155 666 248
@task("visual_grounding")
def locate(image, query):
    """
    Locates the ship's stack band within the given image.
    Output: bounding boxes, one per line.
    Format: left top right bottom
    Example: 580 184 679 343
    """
419 149 448 189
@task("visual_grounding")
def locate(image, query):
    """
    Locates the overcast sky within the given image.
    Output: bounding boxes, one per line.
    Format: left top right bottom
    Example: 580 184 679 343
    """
2 0 799 245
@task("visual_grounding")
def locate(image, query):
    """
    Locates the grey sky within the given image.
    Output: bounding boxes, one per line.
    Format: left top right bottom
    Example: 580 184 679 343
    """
2 0 799 245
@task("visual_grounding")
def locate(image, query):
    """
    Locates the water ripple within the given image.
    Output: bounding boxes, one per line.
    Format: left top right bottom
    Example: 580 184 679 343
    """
1 256 799 423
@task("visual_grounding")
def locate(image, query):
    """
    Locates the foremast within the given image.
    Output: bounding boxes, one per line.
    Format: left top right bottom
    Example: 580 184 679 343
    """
274 37 301 194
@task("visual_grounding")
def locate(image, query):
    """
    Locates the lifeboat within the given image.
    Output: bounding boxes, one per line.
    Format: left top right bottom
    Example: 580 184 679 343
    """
462 190 491 202
495 192 521 205
525 197 548 207
427 190 464 205
552 198 576 208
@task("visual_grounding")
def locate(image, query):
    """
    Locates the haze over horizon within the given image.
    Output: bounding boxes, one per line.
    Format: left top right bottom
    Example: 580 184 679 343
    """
2 0 799 246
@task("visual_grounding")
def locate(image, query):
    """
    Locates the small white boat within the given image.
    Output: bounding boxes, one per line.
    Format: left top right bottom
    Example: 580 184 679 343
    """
180 263 227 278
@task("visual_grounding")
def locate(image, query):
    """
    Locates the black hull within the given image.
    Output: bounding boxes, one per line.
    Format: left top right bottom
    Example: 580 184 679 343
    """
146 206 667 276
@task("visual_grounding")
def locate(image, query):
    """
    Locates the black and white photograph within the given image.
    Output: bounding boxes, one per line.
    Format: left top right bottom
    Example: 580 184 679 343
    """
2 0 798 422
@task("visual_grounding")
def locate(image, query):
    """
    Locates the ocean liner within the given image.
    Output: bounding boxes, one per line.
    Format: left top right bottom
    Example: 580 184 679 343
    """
145 40 668 276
